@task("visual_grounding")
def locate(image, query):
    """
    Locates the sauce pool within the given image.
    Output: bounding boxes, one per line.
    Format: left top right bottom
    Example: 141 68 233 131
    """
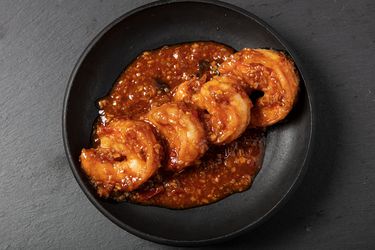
93 42 265 209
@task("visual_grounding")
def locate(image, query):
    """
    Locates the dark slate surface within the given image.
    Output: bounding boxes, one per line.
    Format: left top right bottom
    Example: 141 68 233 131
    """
1 0 374 249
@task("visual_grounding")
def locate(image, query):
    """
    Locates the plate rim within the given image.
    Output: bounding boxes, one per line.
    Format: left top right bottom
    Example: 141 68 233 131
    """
62 0 315 246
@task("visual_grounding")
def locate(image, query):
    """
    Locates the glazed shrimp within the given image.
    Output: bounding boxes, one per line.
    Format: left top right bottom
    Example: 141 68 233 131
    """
80 120 162 197
219 48 299 127
144 102 208 172
174 76 252 145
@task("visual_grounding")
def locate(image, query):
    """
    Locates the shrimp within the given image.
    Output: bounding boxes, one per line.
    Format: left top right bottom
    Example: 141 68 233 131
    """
173 76 252 145
80 120 162 197
144 102 208 172
219 48 299 127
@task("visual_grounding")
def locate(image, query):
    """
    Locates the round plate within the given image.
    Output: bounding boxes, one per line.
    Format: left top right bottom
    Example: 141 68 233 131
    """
63 0 314 246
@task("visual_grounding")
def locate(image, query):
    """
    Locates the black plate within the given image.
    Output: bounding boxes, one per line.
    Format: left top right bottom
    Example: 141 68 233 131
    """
63 0 314 246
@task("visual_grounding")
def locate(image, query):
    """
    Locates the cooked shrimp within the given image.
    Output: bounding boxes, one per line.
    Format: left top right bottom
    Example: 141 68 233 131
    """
144 102 208 172
219 48 299 127
80 120 162 197
174 76 252 145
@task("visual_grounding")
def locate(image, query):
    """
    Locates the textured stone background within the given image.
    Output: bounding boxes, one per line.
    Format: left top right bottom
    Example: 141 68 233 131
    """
1 0 374 249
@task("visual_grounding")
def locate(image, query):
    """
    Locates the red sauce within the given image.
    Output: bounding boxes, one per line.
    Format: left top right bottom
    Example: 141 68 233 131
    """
121 130 264 209
93 42 265 209
98 42 233 120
